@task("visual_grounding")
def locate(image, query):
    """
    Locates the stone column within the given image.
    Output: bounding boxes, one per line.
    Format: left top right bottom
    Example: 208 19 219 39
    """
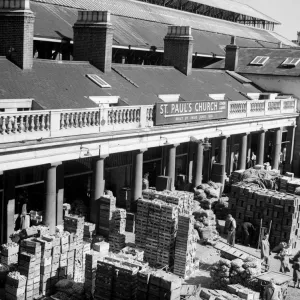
188 142 195 184
90 156 107 225
194 142 204 187
210 138 216 179
247 134 252 167
257 130 266 165
131 149 147 211
168 144 179 190
1 171 15 243
238 133 248 170
220 136 228 170
272 128 283 170
56 164 64 226
285 125 296 172
45 163 61 235
229 136 235 174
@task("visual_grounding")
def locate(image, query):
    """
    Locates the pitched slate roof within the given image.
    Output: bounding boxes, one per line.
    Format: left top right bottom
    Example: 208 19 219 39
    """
0 56 261 109
206 48 300 76
189 0 279 24
31 0 296 57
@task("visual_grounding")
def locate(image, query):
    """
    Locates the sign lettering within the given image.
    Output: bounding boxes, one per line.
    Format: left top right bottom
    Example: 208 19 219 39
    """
155 101 228 125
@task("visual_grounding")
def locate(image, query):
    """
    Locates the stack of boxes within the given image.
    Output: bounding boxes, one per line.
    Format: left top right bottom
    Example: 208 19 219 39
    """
136 199 178 269
84 222 96 243
20 240 42 299
94 255 146 300
229 182 300 249
148 270 182 300
174 215 198 279
84 251 102 299
109 208 126 253
99 195 116 237
18 252 38 300
0 243 19 268
64 215 85 282
5 271 27 300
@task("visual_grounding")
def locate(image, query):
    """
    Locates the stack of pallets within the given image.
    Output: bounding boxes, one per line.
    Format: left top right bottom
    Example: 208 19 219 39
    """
0 243 19 268
229 183 300 249
174 215 197 279
109 208 126 253
99 195 116 237
5 271 27 300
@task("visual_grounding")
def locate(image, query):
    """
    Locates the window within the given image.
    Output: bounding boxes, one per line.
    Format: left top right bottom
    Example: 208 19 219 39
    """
281 57 300 67
250 56 269 65
86 74 111 88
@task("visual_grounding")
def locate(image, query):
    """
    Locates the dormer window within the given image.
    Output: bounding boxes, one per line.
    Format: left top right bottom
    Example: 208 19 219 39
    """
250 56 269 66
281 58 300 67
158 94 181 102
209 94 225 100
86 74 111 88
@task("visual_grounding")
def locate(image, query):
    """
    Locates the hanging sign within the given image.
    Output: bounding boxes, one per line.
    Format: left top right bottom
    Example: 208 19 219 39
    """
155 100 228 125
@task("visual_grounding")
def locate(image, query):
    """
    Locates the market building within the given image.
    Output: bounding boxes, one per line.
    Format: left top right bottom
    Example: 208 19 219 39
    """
0 0 298 247
25 0 296 67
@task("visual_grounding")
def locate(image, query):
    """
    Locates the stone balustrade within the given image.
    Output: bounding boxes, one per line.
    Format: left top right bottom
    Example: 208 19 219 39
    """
0 99 296 143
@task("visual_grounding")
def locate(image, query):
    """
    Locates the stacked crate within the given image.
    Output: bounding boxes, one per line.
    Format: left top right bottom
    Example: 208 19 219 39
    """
125 212 135 233
84 222 96 243
64 215 85 282
18 252 37 300
137 268 151 299
0 243 19 267
84 251 102 299
109 208 126 253
5 271 27 300
136 199 178 269
229 183 300 249
174 215 197 279
148 270 182 300
99 195 116 237
94 255 144 300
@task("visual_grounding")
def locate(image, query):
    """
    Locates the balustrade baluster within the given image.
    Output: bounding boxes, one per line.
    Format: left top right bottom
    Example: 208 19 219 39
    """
133 109 136 122
45 114 49 130
83 112 87 127
41 114 45 131
2 117 7 135
35 114 40 131
113 111 117 124
7 116 12 134
86 112 90 126
136 109 140 122
117 110 121 124
60 113 64 129
19 115 24 132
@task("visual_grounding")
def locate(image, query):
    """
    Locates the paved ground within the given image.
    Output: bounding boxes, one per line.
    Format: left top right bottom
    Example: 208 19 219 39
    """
125 232 300 299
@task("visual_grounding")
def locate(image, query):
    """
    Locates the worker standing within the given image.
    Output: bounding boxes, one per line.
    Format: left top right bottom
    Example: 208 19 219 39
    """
261 234 271 271
263 278 282 300
279 243 291 274
226 214 236 247
293 257 300 288
242 221 255 246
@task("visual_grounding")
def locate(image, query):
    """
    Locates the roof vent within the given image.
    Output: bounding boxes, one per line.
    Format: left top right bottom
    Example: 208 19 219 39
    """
250 56 269 66
209 94 225 100
158 94 181 102
281 58 300 67
86 74 111 88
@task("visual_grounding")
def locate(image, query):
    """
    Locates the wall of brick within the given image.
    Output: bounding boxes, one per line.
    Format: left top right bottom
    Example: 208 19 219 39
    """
164 36 194 75
73 24 113 73
0 11 35 70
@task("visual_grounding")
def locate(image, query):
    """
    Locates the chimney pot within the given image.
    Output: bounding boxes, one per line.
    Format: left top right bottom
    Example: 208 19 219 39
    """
164 25 194 76
225 42 239 71
231 36 236 45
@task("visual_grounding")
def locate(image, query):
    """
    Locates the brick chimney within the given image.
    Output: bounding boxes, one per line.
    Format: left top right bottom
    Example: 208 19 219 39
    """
0 0 35 70
73 11 113 73
164 26 194 76
225 36 239 71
